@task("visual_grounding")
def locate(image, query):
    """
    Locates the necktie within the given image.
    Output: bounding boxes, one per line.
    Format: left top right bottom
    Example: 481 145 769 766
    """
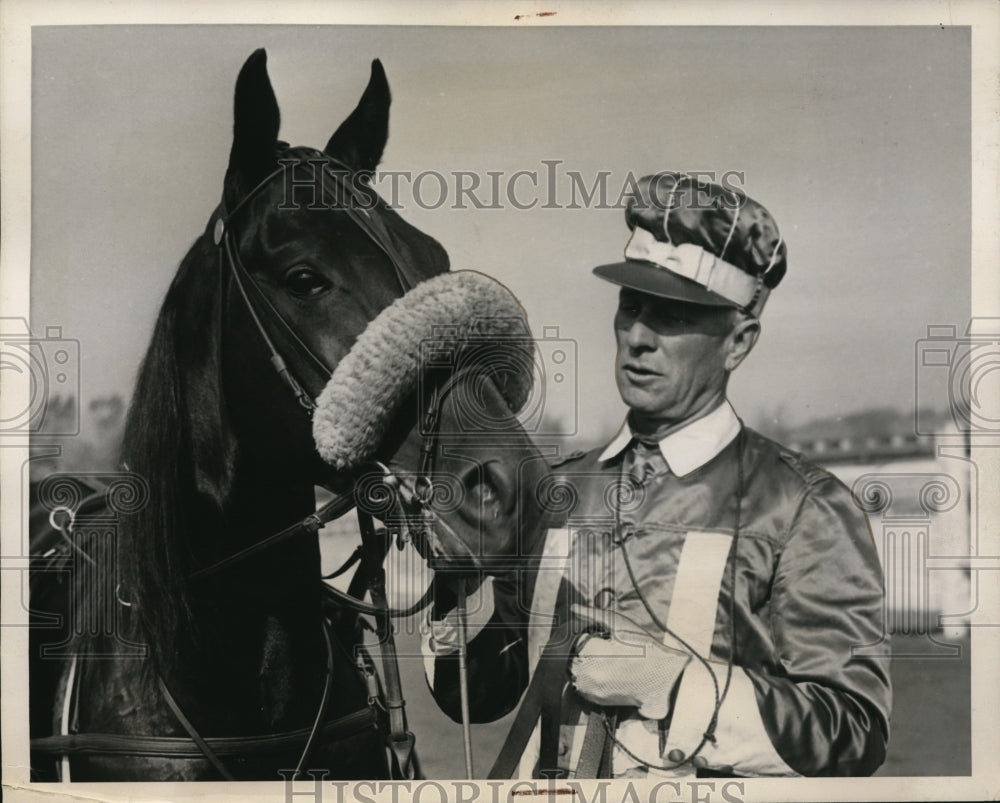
625 440 669 486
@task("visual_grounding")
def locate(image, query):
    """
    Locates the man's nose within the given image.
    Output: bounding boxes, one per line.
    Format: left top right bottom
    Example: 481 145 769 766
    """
625 316 656 350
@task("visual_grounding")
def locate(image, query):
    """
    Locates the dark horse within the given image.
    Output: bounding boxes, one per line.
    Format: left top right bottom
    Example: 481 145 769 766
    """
29 50 550 781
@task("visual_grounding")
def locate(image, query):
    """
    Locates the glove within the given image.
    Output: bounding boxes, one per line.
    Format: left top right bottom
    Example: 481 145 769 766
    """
568 604 691 720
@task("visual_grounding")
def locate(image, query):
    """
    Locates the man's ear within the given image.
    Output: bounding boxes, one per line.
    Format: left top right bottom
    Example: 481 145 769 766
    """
725 315 761 372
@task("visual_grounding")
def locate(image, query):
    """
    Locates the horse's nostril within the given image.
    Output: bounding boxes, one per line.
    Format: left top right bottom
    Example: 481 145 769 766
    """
472 482 497 503
484 460 516 510
459 459 514 524
469 481 501 520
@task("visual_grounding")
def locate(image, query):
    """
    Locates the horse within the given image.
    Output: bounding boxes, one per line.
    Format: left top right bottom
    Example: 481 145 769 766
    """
28 49 551 782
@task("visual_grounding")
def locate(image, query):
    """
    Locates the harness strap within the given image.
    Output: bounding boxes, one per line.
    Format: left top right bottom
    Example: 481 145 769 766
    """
488 637 574 778
30 709 377 759
357 508 417 780
35 617 349 780
491 580 622 780
189 490 355 582
573 710 617 778
157 676 236 781
344 193 418 293
222 233 327 409
323 545 363 580
322 581 434 620
292 620 337 779
57 655 79 782
539 679 568 778
489 580 576 779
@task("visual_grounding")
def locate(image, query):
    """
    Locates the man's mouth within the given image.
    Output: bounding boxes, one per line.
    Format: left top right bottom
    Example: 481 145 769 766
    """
622 364 659 380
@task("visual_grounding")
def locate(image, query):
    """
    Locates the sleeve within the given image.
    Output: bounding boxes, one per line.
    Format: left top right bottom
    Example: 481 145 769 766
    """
661 480 892 777
421 568 533 723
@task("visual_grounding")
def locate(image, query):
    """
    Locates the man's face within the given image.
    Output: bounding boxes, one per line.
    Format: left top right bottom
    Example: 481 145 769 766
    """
614 288 737 428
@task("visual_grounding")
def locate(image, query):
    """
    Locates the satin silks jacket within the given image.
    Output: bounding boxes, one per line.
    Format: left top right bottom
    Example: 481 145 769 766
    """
422 402 891 778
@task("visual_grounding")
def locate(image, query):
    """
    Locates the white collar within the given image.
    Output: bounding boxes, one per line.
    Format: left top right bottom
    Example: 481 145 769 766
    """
598 401 741 477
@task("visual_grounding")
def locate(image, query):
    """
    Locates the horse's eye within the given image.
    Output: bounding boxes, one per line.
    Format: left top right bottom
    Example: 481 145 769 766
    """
284 267 332 298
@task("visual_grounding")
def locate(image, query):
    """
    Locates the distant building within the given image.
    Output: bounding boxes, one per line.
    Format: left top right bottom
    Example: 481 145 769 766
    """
786 411 973 653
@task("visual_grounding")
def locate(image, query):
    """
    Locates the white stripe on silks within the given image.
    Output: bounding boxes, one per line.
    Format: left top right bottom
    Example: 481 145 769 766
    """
517 528 573 778
614 530 733 775
648 528 798 777
664 531 733 656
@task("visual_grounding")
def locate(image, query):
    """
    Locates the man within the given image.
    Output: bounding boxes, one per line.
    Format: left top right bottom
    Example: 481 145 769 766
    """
423 172 891 778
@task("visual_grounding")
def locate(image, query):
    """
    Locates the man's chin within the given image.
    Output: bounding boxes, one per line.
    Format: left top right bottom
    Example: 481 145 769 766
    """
617 384 670 416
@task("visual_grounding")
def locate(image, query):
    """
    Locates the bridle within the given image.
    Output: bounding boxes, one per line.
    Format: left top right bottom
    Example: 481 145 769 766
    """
213 152 472 778
32 153 474 781
214 149 422 411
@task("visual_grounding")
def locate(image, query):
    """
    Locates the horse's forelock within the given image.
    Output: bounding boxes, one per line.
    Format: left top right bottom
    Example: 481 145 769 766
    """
254 147 451 287
379 203 450 285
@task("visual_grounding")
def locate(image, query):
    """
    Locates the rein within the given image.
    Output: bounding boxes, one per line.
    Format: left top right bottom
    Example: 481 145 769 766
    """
204 154 438 778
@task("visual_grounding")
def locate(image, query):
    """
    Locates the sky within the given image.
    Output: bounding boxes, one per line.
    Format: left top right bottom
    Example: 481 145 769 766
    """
28 24 972 447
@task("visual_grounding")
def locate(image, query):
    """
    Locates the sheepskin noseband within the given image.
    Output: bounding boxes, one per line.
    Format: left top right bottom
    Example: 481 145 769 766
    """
312 270 534 470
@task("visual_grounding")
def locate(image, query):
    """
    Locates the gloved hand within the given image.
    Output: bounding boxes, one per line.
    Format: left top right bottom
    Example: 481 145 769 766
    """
568 604 691 720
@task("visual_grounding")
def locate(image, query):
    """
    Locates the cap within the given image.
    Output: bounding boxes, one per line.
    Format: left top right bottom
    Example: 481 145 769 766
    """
593 172 787 316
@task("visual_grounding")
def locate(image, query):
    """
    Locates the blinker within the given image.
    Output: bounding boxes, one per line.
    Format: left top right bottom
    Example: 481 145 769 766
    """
213 218 225 246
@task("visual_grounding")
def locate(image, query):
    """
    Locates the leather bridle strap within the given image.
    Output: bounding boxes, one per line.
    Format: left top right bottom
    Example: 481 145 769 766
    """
215 155 418 416
357 508 417 779
189 490 356 583
221 231 327 411
34 619 350 779
488 636 573 778
293 620 337 779
573 710 617 778
489 580 575 779
216 161 327 410
30 709 377 760
159 620 339 782
157 676 236 780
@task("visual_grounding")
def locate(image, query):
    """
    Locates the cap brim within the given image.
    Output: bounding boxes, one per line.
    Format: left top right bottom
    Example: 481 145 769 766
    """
593 260 737 308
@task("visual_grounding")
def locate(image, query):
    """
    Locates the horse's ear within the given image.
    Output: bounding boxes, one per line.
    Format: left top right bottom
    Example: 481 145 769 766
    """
225 48 281 210
324 59 390 173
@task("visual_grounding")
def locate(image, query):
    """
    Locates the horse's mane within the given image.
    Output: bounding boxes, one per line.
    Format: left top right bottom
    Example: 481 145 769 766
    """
118 225 234 673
